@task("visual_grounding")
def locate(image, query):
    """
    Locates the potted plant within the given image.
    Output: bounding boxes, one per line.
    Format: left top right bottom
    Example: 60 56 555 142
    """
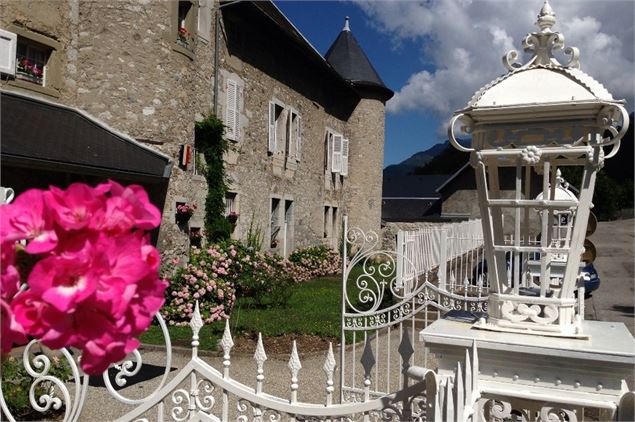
227 211 239 225
177 27 192 47
176 203 195 224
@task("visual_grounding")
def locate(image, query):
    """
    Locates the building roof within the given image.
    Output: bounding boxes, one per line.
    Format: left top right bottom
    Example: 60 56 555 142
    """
383 174 450 198
382 198 440 222
1 90 172 180
325 17 393 101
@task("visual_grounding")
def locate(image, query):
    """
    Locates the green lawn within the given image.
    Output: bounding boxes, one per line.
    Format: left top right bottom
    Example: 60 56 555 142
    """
141 274 349 351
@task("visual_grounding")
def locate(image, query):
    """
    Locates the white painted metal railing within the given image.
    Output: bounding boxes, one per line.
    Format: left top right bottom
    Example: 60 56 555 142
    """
340 218 488 402
0 301 478 421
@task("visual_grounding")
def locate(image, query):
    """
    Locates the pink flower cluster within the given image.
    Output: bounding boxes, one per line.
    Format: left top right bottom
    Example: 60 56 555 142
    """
288 246 341 283
163 244 236 325
0 181 167 375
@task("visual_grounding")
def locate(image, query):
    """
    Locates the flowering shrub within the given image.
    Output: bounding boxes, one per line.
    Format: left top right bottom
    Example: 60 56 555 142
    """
288 245 341 283
0 181 167 375
162 245 237 325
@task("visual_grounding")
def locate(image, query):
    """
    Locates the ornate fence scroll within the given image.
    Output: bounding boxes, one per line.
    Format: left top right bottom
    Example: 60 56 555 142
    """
0 313 173 422
340 218 488 401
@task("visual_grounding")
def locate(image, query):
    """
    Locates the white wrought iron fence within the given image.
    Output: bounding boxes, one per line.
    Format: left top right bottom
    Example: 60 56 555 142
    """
340 218 488 402
0 301 478 421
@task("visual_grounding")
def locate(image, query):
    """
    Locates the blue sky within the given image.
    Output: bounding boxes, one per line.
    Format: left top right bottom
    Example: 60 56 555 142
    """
275 1 442 167
275 1 635 168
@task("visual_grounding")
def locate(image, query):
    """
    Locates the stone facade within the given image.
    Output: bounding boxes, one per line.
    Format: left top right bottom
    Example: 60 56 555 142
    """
0 0 389 260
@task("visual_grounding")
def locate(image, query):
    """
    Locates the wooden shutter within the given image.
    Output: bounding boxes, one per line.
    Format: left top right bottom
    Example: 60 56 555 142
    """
341 138 349 176
332 134 342 173
197 0 212 42
0 29 16 76
268 102 276 152
287 111 293 159
326 133 333 172
225 79 238 141
296 116 302 161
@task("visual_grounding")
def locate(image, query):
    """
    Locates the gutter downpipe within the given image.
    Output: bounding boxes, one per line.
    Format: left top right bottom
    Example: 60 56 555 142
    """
213 0 242 115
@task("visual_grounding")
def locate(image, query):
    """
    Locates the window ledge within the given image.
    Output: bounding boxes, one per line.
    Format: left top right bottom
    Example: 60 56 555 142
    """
172 41 195 60
192 175 206 182
6 79 59 98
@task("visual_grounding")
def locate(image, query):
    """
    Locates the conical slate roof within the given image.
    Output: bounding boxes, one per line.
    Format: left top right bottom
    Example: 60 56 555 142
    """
325 17 393 101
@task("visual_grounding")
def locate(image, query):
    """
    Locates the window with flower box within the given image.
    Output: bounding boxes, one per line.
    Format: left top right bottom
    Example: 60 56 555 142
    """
170 0 198 58
0 27 60 97
16 40 49 85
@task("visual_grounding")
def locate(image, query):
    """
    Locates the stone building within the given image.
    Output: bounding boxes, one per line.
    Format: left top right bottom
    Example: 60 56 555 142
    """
0 0 392 259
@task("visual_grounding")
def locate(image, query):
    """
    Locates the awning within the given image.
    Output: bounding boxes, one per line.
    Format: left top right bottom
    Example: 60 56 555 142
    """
1 90 172 181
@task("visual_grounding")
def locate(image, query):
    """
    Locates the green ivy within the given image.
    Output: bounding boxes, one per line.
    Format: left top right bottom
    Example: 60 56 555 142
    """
195 115 230 241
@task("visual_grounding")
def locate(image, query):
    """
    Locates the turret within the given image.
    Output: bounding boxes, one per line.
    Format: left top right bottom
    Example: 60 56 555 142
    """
326 17 393 236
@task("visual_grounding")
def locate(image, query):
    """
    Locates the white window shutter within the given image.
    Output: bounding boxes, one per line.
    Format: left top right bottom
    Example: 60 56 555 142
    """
268 102 276 153
327 133 333 172
225 79 238 141
341 138 349 176
296 116 302 161
287 111 294 159
197 0 212 42
0 29 17 76
332 134 342 173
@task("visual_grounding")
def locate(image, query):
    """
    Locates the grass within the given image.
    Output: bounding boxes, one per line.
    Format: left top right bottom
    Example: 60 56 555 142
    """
140 265 378 351
141 273 347 351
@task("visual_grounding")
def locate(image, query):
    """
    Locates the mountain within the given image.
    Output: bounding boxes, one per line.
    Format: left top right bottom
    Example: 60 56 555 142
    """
383 142 450 177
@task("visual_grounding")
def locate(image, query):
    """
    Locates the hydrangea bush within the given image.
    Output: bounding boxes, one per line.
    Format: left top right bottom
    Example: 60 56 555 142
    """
0 181 167 375
162 244 237 325
288 245 341 283
163 242 341 320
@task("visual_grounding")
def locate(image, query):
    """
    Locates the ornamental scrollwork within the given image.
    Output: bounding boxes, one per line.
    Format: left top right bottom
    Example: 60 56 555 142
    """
501 301 559 325
102 313 173 405
540 403 578 422
502 0 579 71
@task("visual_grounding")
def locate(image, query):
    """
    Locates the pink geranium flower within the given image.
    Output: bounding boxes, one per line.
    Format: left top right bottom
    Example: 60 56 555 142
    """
46 183 104 230
0 189 58 253
0 181 166 375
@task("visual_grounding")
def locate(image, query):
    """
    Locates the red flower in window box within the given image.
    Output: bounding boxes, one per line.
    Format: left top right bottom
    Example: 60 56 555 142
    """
226 211 239 224
177 27 191 44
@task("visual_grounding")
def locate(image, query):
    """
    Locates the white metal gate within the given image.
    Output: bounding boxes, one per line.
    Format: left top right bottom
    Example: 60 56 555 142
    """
340 219 488 401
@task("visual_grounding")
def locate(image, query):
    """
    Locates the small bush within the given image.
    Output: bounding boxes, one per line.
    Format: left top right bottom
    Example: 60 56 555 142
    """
163 245 237 325
288 245 341 283
1 354 73 420
228 241 294 308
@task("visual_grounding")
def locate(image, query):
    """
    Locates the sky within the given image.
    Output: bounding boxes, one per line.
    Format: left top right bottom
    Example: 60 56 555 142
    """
274 0 635 167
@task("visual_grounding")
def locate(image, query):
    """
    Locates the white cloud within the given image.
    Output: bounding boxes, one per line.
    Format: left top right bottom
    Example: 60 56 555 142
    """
356 0 635 120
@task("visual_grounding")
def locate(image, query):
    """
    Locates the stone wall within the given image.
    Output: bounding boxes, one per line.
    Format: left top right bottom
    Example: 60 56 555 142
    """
345 97 385 237
1 0 216 264
1 0 388 261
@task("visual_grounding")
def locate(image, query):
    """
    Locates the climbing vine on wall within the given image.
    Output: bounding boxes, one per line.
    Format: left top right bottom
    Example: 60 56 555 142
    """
195 114 231 241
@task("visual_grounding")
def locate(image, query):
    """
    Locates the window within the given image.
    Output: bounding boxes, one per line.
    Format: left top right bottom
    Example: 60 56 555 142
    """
324 129 349 176
268 101 301 161
268 102 284 153
225 79 239 141
332 207 339 245
225 192 237 215
15 38 50 86
323 206 330 238
177 1 195 47
193 147 205 176
0 27 60 96
270 198 281 248
171 0 197 57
